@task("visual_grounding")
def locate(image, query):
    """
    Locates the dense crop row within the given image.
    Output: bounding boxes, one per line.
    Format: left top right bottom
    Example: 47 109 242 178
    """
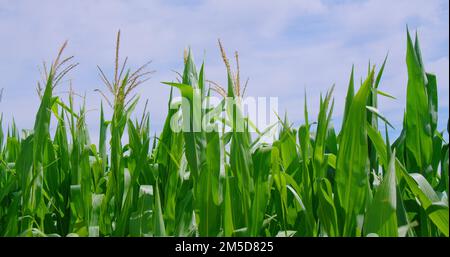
0 30 448 237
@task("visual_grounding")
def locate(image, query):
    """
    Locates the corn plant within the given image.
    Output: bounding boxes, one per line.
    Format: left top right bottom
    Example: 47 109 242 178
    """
0 29 448 237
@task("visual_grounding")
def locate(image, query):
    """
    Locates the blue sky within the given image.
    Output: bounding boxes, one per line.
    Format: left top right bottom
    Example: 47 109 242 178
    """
0 0 448 142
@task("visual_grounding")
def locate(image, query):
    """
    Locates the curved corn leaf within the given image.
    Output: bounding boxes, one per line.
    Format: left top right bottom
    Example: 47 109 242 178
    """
364 150 398 237
336 69 374 236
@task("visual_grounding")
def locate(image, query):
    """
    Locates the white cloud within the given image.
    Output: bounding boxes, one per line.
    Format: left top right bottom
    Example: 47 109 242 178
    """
0 0 448 137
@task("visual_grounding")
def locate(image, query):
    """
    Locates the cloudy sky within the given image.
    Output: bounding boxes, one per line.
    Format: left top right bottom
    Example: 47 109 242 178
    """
0 0 448 141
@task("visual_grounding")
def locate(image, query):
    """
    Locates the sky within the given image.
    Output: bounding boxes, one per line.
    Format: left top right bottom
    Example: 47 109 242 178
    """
0 0 448 142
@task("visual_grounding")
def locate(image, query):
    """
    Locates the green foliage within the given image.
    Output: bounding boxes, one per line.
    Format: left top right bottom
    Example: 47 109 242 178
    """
0 29 448 237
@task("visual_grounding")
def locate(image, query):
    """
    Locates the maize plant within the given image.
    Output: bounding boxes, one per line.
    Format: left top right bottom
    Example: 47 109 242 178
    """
0 29 448 237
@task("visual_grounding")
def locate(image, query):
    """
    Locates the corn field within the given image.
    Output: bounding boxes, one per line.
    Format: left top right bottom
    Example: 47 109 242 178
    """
0 29 448 237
